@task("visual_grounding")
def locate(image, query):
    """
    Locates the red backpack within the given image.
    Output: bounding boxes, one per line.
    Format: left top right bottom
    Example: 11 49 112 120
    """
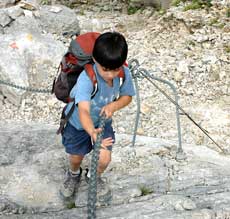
52 32 126 134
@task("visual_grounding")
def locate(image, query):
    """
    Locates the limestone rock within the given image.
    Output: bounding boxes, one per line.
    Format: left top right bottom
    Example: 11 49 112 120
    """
1 124 230 218
0 10 12 27
0 0 16 8
38 5 80 35
0 33 65 105
0 0 229 192
19 0 39 10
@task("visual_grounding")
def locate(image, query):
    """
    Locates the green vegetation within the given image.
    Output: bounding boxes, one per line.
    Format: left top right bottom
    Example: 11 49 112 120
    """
172 0 212 10
218 23 225 29
158 9 166 15
188 40 196 46
66 202 76 209
224 45 230 53
140 186 153 196
40 0 50 5
172 0 186 7
40 0 79 9
127 6 141 15
184 0 212 11
208 17 218 26
208 18 226 29
79 8 85 16
226 7 230 18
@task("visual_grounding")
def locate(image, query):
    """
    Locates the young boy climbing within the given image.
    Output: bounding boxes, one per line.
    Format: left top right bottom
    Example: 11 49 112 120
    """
60 32 135 200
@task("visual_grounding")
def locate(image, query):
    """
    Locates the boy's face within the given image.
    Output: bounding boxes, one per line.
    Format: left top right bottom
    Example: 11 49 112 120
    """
95 61 122 83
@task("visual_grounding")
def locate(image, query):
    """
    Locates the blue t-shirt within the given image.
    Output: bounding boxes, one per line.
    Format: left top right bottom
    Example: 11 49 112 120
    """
65 64 135 130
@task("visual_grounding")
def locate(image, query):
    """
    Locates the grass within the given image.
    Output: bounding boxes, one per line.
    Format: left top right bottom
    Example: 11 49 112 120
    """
188 40 196 46
140 186 153 196
127 6 141 15
184 0 212 11
208 18 218 26
226 7 230 18
172 0 212 10
172 0 186 7
66 202 76 209
158 9 166 15
218 23 225 29
41 0 50 5
224 45 230 53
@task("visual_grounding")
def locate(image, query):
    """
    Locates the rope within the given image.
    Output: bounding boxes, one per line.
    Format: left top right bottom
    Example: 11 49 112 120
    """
87 115 106 219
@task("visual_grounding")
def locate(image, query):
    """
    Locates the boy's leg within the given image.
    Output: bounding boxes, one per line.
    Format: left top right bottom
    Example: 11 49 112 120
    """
96 147 112 200
91 121 114 199
97 120 114 175
69 154 84 172
75 122 114 206
61 122 94 199
60 154 84 199
97 148 111 175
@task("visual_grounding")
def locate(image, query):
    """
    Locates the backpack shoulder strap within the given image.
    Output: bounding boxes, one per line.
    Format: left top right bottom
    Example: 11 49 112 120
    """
84 64 98 98
84 64 126 99
118 67 125 87
84 63 97 85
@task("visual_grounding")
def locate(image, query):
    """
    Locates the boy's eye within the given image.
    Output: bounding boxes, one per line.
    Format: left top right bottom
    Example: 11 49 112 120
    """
102 67 121 72
102 67 109 71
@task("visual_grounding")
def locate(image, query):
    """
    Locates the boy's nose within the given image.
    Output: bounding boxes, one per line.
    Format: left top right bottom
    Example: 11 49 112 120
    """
109 70 120 76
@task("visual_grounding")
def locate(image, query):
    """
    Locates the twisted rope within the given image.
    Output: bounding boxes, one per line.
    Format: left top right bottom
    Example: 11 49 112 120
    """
87 115 106 219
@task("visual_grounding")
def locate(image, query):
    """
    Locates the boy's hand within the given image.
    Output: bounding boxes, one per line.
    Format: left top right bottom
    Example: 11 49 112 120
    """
100 102 116 118
101 137 114 149
100 96 132 119
91 130 114 149
91 128 102 142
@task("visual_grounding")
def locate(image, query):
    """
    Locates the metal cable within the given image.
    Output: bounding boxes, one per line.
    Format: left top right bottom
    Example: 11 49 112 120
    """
128 60 141 148
0 79 52 94
128 59 225 154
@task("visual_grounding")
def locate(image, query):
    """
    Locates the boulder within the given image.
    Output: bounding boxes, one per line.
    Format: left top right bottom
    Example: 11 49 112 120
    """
0 0 16 9
0 33 65 105
38 5 80 35
0 4 80 105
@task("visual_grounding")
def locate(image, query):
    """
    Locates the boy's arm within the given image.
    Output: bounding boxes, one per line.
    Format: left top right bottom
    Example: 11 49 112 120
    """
100 95 132 118
78 101 100 142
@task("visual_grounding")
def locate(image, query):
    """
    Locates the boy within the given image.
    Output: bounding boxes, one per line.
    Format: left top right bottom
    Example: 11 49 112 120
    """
60 32 135 200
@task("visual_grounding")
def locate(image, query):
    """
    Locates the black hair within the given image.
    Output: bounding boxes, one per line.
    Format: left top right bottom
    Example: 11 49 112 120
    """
93 32 128 70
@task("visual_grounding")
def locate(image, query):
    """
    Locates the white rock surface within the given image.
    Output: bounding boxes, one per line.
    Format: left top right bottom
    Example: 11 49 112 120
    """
1 122 230 218
0 2 230 217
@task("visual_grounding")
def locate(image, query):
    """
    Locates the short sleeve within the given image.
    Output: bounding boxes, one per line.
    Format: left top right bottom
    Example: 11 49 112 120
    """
70 71 94 104
119 67 136 97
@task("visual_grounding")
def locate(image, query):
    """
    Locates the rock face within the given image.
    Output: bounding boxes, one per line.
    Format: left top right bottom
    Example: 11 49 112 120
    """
0 1 229 150
1 122 230 218
53 0 172 11
39 5 80 35
0 2 230 217
0 32 65 105
0 0 16 9
0 4 79 105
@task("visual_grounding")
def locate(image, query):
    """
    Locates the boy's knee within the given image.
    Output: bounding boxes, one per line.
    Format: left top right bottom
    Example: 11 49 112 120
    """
98 157 111 169
70 154 84 165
